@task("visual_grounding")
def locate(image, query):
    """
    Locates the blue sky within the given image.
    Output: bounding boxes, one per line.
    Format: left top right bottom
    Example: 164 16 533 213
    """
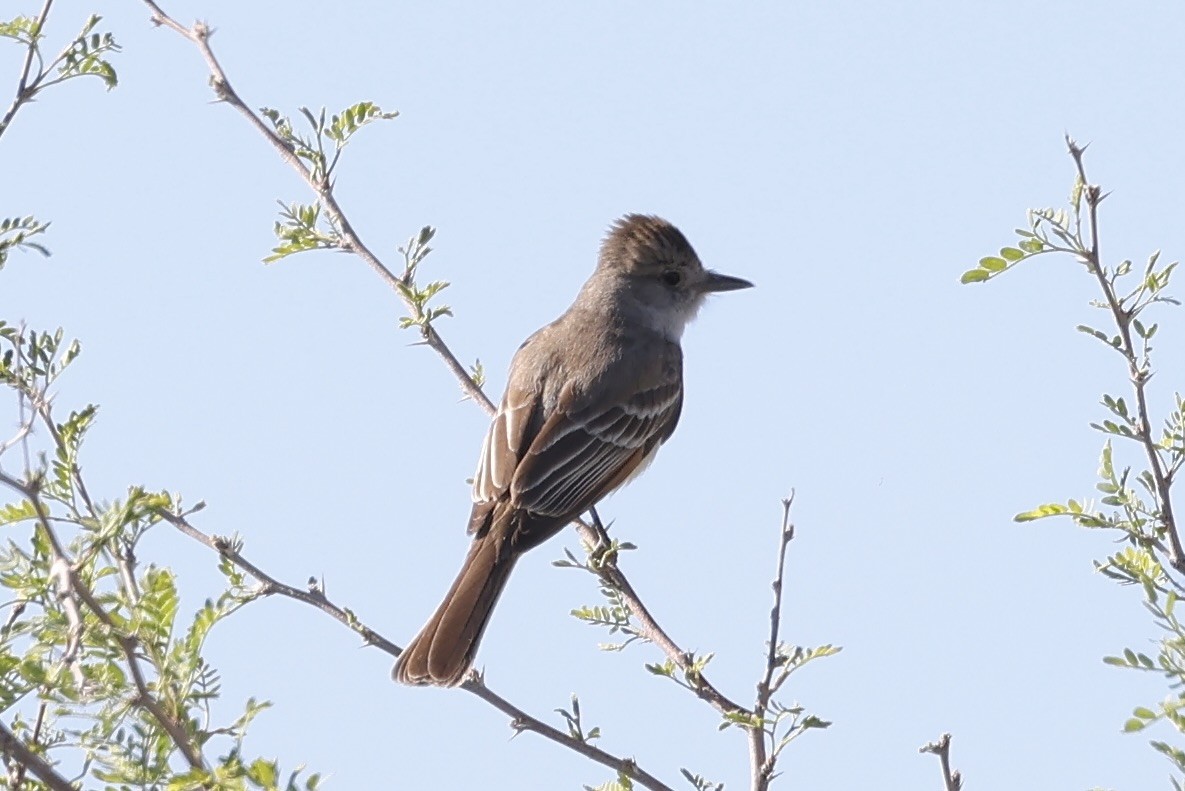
5 1 1185 788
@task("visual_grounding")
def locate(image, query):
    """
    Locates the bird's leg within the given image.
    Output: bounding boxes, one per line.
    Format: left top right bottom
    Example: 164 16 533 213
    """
589 506 609 536
585 506 616 569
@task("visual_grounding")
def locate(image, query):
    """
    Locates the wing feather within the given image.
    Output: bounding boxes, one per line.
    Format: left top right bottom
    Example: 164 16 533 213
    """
472 396 538 505
511 380 681 518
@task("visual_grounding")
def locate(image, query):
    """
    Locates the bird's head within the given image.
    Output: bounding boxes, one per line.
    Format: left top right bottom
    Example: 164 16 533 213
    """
597 214 753 338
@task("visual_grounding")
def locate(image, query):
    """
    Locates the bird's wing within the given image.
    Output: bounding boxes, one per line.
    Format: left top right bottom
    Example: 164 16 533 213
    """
508 374 683 521
469 331 683 547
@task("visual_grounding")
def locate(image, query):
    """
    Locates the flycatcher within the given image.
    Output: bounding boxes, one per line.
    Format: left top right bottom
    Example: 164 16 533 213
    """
394 214 752 687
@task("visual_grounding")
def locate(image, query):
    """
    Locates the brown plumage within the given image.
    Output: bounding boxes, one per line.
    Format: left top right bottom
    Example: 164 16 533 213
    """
393 215 751 686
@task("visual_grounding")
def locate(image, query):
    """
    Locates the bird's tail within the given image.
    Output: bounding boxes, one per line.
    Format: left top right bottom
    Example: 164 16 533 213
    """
393 530 517 687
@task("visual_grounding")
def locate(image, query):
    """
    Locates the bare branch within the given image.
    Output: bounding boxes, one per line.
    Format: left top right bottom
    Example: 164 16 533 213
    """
750 494 796 789
465 680 676 791
0 416 34 459
919 733 963 791
156 508 400 656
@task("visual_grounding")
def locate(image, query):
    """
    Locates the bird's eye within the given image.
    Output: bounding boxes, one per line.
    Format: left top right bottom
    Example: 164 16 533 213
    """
661 269 682 287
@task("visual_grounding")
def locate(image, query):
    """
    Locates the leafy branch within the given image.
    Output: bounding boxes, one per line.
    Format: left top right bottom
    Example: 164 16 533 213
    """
139 2 485 406
965 136 1185 782
0 323 323 789
259 102 397 188
562 501 836 791
1 5 119 139
0 216 51 269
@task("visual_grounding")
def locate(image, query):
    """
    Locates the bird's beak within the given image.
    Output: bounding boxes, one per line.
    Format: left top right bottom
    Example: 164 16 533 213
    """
700 270 754 293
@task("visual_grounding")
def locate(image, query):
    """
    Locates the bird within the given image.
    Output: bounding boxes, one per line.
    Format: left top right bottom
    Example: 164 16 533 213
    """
393 214 752 686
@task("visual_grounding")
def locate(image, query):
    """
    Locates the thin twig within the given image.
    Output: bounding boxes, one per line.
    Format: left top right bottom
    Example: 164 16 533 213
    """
157 509 399 655
19 702 48 788
750 494 796 789
0 0 53 140
0 718 75 791
29 393 98 521
156 508 674 790
48 556 86 690
1065 136 1183 573
919 733 963 791
8 699 47 790
465 681 675 791
580 513 748 719
139 2 489 409
0 418 34 459
111 544 141 604
15 325 34 479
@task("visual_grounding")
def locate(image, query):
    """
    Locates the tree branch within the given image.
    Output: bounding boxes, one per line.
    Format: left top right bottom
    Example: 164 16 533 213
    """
465 682 675 791
919 733 963 791
155 508 675 791
750 494 796 789
139 1 490 410
0 717 75 791
0 0 53 140
0 470 209 775
1065 135 1183 573
156 508 400 657
579 509 749 717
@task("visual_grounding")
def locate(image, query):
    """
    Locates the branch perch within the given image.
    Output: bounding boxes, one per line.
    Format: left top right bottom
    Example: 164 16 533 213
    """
1065 135 1183 573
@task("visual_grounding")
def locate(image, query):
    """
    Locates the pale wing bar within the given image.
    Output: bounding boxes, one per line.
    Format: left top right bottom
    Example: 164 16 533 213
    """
472 398 536 502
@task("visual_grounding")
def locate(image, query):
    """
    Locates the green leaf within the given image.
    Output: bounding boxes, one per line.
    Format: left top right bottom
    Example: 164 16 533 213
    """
960 268 990 284
1076 324 1110 344
979 256 1007 271
1099 441 1114 479
247 758 279 787
1014 503 1068 522
999 247 1025 261
1123 717 1148 732
0 500 36 526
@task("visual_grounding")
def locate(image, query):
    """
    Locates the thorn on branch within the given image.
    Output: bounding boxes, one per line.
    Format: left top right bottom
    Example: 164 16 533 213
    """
919 732 963 791
1065 134 1089 159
